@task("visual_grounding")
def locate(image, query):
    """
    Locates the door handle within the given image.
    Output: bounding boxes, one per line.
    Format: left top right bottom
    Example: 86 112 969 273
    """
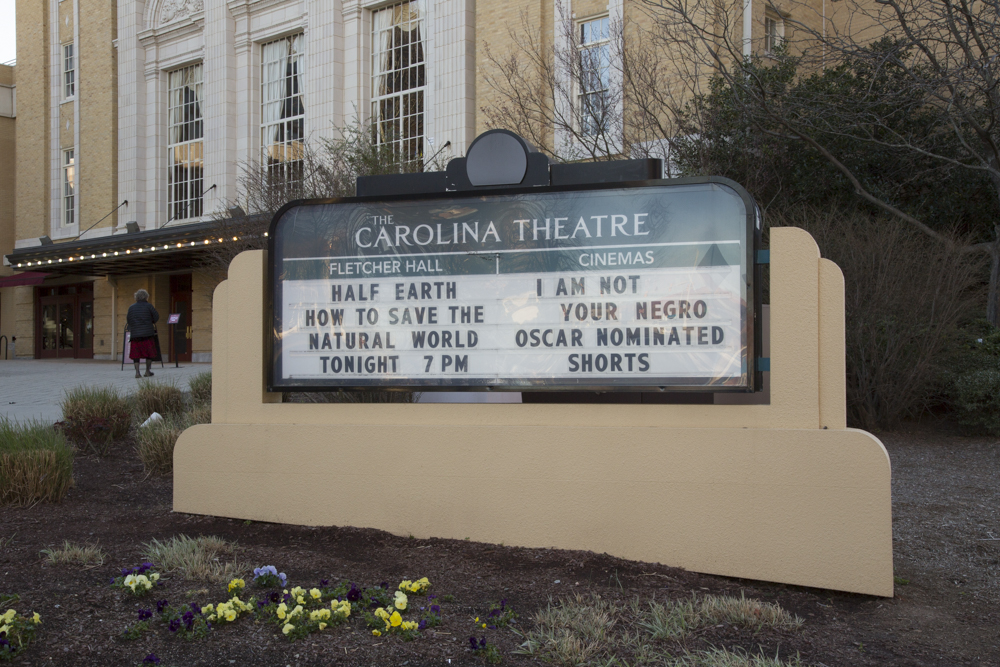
186 326 192 339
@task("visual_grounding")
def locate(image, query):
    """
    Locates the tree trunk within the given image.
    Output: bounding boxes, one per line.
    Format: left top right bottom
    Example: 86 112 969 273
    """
988 228 1000 327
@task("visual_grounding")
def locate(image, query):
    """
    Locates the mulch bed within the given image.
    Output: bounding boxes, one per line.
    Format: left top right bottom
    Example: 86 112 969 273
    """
1 424 997 666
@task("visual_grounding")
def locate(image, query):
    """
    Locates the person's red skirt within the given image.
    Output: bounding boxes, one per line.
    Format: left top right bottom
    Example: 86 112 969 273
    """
129 336 158 360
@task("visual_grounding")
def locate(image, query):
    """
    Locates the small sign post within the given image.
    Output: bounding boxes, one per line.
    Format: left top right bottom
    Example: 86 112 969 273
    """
168 313 181 367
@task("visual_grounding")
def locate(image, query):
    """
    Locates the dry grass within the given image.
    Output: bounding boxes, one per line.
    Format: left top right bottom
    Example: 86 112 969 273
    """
40 541 107 567
0 418 74 507
142 535 243 582
188 372 212 404
516 593 620 666
136 406 211 475
674 648 802 667
134 380 185 418
640 593 802 640
59 386 133 454
517 592 803 667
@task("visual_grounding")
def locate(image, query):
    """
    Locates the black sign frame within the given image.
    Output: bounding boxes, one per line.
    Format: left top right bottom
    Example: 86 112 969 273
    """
266 176 762 393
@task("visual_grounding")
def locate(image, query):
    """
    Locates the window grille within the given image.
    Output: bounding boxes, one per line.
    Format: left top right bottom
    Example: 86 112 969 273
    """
62 149 75 227
167 64 204 221
63 43 75 98
764 15 783 55
372 1 425 168
261 34 306 185
578 17 610 137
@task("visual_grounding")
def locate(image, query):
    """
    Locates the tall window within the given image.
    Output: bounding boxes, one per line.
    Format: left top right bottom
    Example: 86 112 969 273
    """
167 64 204 221
63 43 75 99
578 17 610 137
764 13 784 55
261 34 306 184
372 1 425 167
62 149 75 226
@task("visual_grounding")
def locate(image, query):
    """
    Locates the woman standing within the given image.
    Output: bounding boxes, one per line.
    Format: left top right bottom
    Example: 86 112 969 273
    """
127 289 160 378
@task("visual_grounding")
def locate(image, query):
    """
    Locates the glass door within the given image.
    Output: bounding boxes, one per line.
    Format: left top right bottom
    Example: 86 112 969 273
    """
36 284 94 359
170 292 193 363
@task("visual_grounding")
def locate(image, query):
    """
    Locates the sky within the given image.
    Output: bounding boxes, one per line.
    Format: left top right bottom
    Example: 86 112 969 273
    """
0 0 15 65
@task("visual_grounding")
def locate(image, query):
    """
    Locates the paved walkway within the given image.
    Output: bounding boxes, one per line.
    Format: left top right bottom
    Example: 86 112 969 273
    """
0 359 212 424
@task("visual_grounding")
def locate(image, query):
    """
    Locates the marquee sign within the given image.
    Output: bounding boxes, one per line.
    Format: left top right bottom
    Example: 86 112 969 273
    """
268 179 760 391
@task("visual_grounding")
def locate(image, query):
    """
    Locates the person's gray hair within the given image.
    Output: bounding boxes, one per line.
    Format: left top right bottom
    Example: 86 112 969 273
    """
134 289 149 302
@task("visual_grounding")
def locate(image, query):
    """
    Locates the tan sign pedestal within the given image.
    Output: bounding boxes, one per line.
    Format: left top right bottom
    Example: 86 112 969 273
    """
175 227 893 597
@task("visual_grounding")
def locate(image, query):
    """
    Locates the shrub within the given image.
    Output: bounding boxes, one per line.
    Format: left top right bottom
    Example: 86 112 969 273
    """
949 321 1000 435
136 407 210 475
952 368 1000 436
59 385 132 454
770 207 984 430
134 381 185 418
0 417 74 506
189 372 212 404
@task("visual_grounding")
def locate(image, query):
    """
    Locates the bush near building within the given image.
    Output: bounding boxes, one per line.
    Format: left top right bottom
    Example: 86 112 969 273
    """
0 418 74 506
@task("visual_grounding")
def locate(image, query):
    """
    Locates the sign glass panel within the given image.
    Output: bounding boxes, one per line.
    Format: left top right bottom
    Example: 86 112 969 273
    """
269 181 756 391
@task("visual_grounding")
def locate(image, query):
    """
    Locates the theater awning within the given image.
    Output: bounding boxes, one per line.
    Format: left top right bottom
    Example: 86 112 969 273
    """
0 271 50 287
2 220 256 277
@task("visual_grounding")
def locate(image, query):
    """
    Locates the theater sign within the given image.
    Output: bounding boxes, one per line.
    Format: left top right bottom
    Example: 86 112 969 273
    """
268 179 760 391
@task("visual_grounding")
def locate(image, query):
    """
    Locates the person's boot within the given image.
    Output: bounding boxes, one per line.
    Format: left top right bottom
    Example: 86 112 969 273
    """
144 361 154 377
134 362 141 379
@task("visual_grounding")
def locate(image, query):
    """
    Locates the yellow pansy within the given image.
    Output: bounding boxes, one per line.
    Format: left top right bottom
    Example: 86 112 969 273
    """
398 580 412 591
150 573 160 582
208 614 216 622
282 623 295 635
0 625 8 635
2 610 15 623
276 603 287 620
482 623 487 629
309 588 321 600
290 586 305 598
319 622 327 630
226 610 238 622
202 604 214 614
372 629 382 637
227 578 244 592
394 591 408 610
374 608 389 620
389 611 402 627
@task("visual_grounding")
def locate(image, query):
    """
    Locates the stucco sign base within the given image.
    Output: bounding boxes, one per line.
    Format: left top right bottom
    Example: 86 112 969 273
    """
174 228 894 597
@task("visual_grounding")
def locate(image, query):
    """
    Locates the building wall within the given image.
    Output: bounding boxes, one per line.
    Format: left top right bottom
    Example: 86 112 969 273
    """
119 0 477 232
78 0 119 233
192 269 223 362
15 0 49 247
0 64 15 282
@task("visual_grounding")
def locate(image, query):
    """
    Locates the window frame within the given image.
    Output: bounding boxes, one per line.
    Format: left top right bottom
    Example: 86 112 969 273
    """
63 43 75 100
62 149 75 227
166 63 205 223
260 33 307 186
371 0 426 168
576 15 612 138
764 12 785 56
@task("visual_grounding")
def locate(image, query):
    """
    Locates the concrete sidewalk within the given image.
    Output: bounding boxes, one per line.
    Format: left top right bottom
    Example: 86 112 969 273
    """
0 359 211 424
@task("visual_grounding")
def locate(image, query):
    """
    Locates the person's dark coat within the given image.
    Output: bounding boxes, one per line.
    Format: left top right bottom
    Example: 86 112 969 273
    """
127 301 159 338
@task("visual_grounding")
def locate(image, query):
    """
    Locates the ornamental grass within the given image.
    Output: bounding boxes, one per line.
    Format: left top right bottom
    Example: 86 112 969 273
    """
188 372 212 404
136 405 210 475
59 385 132 455
0 417 74 507
142 535 243 582
134 381 185 419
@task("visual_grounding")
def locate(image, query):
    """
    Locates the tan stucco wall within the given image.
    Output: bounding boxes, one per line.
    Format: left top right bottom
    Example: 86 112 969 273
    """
92 277 114 358
175 227 894 596
15 0 49 244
